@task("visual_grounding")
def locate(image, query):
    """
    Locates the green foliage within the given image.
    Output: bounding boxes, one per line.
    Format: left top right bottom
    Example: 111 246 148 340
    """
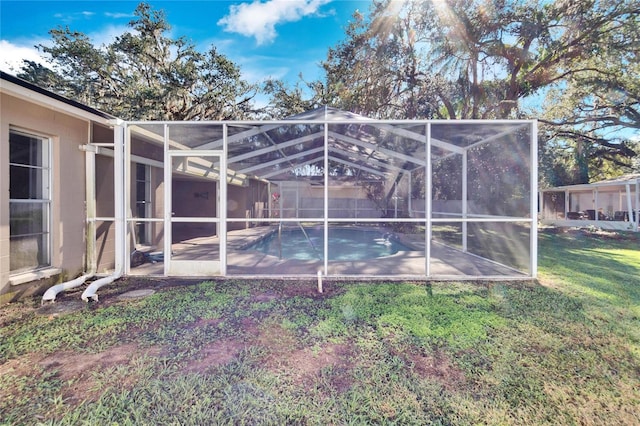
268 0 639 183
1 234 640 424
0 281 233 362
17 3 256 120
319 283 505 350
0 364 64 425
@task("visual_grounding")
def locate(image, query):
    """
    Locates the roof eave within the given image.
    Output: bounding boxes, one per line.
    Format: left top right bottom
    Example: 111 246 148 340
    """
1 71 115 125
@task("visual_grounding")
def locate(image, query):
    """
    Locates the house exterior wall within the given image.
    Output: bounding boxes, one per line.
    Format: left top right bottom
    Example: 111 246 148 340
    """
227 180 268 231
1 92 89 302
95 155 116 272
228 184 249 231
172 179 217 242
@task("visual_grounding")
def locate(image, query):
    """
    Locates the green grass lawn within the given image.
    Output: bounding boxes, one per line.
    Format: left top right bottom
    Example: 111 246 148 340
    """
1 228 639 425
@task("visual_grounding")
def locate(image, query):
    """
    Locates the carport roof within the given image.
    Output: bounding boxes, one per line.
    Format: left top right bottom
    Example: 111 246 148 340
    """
541 173 640 192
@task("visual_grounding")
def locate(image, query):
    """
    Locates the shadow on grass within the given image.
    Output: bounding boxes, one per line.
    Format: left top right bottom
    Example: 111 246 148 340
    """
1 232 639 425
538 230 640 309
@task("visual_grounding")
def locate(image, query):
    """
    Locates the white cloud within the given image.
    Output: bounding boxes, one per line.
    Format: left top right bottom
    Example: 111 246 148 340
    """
218 0 333 45
104 12 135 19
86 24 130 47
0 22 130 75
0 40 51 74
53 11 95 23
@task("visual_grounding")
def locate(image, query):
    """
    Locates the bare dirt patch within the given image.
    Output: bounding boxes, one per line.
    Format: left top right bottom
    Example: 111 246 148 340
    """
255 322 299 355
39 343 151 378
38 343 163 403
266 342 355 391
240 316 259 334
0 354 41 400
408 350 467 391
250 279 339 300
251 290 279 303
182 338 248 374
184 317 223 331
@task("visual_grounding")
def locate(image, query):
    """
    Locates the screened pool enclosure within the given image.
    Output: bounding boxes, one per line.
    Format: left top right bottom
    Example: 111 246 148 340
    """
94 108 537 279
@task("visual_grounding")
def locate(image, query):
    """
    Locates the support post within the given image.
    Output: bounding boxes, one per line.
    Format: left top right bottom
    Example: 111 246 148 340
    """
425 123 432 277
462 150 468 253
85 144 97 273
323 122 329 275
594 188 599 225
163 124 171 276
408 172 413 217
635 180 639 232
114 124 126 276
220 124 228 275
530 121 538 278
626 183 634 231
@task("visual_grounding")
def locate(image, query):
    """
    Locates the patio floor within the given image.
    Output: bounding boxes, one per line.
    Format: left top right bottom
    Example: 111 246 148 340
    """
128 226 527 278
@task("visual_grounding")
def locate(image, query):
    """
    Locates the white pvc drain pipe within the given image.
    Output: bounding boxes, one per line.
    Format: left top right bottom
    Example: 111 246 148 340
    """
41 274 94 304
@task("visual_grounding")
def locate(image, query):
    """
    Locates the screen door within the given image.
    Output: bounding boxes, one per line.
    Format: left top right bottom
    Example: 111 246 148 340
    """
165 151 226 276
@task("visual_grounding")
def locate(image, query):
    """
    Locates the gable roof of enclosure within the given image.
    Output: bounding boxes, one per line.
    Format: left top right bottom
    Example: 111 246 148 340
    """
127 107 532 185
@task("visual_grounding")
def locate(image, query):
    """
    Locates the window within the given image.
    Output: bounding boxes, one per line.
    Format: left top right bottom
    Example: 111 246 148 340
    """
135 163 151 245
9 130 51 273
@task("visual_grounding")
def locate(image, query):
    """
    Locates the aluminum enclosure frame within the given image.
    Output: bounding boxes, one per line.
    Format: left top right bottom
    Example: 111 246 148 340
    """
111 109 537 280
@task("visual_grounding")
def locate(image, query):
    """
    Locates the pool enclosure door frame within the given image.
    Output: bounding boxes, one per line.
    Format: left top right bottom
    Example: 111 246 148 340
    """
164 149 227 276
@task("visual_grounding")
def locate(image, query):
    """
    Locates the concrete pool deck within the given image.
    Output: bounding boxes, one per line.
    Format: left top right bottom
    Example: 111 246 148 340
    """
129 226 528 278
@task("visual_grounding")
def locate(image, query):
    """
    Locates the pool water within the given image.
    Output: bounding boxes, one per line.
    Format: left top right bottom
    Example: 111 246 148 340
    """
248 227 414 261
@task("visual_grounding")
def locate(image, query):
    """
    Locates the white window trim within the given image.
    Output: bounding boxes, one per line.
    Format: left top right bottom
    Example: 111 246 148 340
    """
8 128 53 275
9 267 62 286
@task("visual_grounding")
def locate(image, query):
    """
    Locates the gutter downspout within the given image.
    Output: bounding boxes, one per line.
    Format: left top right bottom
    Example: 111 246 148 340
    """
82 121 126 302
42 128 99 303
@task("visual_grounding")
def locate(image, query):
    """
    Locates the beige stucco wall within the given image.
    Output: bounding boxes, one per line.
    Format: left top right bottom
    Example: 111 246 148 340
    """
227 180 268 230
95 155 116 272
1 92 89 301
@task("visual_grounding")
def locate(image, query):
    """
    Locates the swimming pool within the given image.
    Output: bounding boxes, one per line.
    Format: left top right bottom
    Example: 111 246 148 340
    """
247 227 414 261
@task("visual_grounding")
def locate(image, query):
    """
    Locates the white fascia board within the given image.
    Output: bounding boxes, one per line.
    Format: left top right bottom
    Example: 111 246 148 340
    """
1 79 113 126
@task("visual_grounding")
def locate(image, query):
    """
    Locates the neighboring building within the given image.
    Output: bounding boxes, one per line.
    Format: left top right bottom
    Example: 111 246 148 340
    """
539 174 640 232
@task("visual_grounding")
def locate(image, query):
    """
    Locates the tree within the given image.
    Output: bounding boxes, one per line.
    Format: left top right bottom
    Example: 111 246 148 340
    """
275 0 639 184
320 4 448 119
538 1 640 182
262 78 325 119
17 3 257 120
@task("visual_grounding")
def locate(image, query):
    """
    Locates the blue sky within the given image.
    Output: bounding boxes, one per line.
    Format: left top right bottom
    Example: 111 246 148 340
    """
0 0 370 88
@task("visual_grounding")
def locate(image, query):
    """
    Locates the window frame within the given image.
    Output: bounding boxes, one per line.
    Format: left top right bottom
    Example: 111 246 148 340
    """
8 128 52 274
